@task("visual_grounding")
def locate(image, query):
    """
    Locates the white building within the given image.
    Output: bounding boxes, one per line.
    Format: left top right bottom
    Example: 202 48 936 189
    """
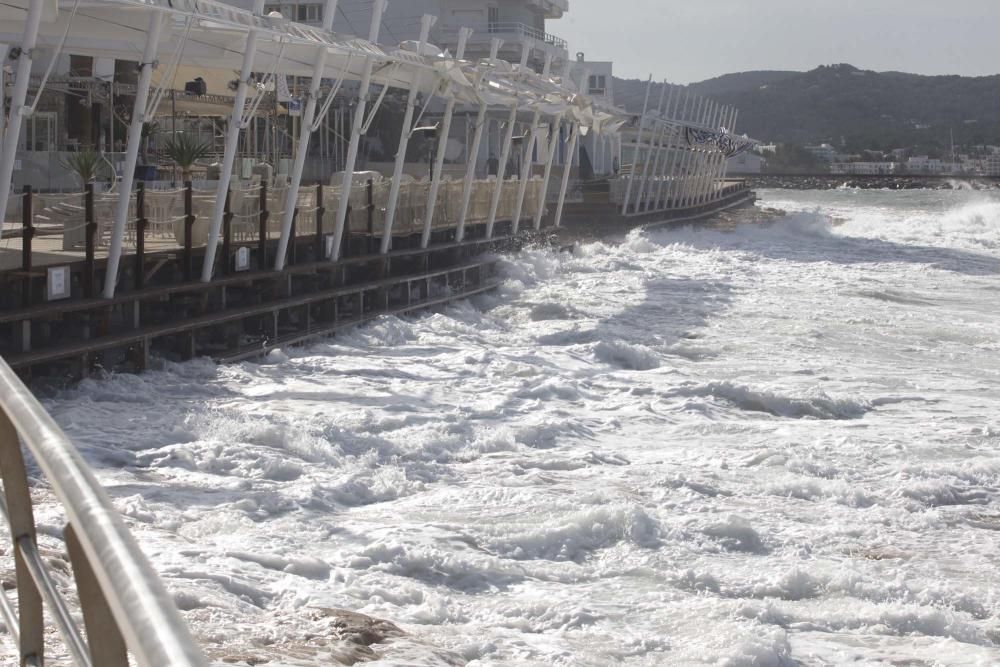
728 153 766 174
830 162 898 175
906 156 960 175
569 55 619 178
804 143 838 162
986 155 1000 177
250 0 570 71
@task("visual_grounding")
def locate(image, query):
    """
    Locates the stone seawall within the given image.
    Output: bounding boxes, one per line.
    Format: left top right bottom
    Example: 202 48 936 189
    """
744 175 1000 191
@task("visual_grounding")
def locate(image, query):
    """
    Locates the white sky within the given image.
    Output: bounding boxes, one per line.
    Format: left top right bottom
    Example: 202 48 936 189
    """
552 0 998 83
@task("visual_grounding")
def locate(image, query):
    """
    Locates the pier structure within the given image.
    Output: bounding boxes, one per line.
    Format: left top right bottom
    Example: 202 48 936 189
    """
0 1 757 663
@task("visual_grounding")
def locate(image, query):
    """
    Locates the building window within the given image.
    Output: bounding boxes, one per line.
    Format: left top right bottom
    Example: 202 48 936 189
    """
20 112 57 152
297 4 322 23
488 6 500 32
588 75 606 96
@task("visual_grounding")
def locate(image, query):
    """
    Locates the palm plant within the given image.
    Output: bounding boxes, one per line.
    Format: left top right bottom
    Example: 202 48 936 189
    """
163 133 211 182
61 146 102 186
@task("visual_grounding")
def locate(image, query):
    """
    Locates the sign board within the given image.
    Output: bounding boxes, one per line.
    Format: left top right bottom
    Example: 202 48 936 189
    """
325 234 336 259
235 246 250 272
47 266 71 301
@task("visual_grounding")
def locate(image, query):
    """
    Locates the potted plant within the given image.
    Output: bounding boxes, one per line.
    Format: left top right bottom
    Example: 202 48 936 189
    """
164 133 211 182
61 146 102 187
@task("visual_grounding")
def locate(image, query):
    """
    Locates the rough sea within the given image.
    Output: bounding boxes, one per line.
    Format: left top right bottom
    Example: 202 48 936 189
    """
33 188 1000 665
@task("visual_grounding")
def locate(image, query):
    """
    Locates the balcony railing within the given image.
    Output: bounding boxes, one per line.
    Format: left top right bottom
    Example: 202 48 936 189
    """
485 22 568 51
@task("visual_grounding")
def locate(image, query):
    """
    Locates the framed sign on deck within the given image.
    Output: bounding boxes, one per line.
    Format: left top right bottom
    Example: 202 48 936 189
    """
47 266 71 301
235 246 250 272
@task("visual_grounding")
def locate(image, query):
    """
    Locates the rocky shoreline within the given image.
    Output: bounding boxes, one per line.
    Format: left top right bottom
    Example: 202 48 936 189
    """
745 175 1000 191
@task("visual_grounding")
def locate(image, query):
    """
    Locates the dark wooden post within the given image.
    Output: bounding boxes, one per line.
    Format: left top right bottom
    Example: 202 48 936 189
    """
183 181 194 281
315 183 324 260
288 209 298 266
366 178 374 253
84 184 96 298
21 185 33 307
258 181 268 269
135 182 147 290
221 187 232 276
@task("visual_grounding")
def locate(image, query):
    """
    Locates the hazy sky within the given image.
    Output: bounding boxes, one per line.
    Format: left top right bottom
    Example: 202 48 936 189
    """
552 0 998 83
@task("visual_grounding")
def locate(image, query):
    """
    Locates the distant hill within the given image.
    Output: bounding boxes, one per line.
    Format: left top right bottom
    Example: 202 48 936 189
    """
614 65 1000 152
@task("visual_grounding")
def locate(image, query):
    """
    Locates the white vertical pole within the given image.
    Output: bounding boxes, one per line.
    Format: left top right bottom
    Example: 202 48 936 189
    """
634 81 671 213
486 43 530 239
274 0 340 270
531 111 564 230
421 27 471 247
693 101 718 206
620 74 652 215
103 12 165 299
510 51 553 234
706 102 728 203
201 0 267 281
552 68 587 229
664 89 692 208
677 95 705 209
0 2 43 241
646 84 678 211
689 97 714 207
379 14 436 253
681 96 707 208
456 38 502 242
552 125 579 228
653 85 683 210
331 0 386 261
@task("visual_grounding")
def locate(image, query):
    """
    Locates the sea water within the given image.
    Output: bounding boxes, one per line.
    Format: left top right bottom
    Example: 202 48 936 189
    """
31 188 1000 665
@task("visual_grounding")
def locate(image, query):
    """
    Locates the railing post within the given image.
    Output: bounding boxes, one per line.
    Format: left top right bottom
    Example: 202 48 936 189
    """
135 183 147 290
64 523 129 666
221 187 232 276
85 184 96 297
258 181 268 269
183 181 194 282
0 410 45 664
288 209 298 267
315 183 324 260
21 186 33 308
366 179 374 253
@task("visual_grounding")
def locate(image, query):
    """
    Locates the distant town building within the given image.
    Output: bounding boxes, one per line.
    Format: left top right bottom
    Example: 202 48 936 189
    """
987 155 1000 177
830 162 898 176
755 143 778 154
728 153 767 174
249 0 570 71
905 156 960 175
804 143 838 162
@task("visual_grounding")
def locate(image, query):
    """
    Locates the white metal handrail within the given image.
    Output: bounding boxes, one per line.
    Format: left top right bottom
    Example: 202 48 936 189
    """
0 357 205 666
486 22 568 49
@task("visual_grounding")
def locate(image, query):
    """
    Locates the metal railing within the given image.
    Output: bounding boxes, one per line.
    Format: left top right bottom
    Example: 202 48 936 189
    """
0 356 205 666
485 22 568 50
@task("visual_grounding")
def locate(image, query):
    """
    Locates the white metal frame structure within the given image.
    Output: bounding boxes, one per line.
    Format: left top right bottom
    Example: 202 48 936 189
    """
0 357 205 666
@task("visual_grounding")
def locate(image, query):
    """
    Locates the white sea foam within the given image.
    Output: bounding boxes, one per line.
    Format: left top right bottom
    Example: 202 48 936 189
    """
18 189 1000 665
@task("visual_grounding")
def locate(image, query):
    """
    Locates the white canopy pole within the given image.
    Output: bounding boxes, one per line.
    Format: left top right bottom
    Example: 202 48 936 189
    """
654 85 684 209
675 95 704 209
274 0 340 271
485 43 530 239
702 101 724 203
331 0 386 261
649 83 678 210
686 97 712 208
103 12 165 299
665 88 693 207
200 0 267 281
509 51 553 234
633 80 668 213
530 111 563 231
552 67 588 229
0 2 44 242
419 28 472 248
621 74 652 215
455 37 502 243
379 14 435 254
